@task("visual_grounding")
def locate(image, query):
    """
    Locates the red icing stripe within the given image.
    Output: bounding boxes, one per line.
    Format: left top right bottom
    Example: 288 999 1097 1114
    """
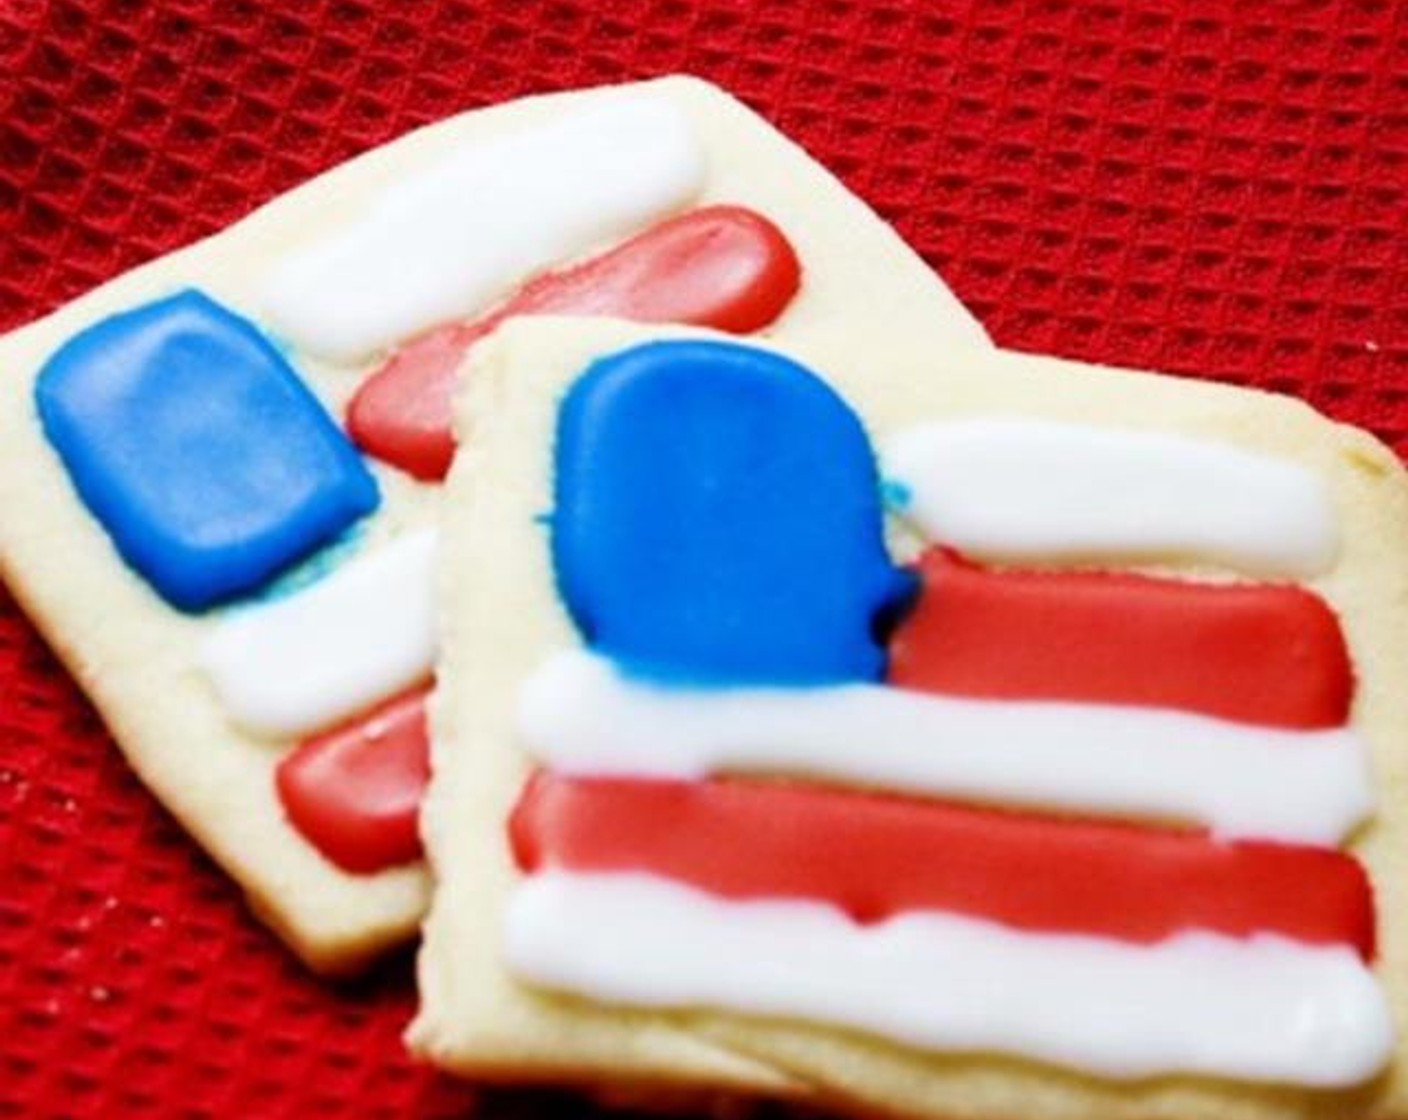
347 205 802 480
276 686 430 874
887 549 1352 730
511 773 1375 958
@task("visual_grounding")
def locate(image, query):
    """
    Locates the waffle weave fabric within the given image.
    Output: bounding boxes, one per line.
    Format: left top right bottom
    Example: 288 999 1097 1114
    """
1 1 1405 1117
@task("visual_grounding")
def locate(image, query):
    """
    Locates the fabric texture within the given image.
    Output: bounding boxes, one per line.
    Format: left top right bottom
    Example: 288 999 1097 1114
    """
0 0 1404 1115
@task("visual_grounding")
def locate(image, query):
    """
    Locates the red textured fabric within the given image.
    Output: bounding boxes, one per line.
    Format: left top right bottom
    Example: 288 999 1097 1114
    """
1 1 1405 1116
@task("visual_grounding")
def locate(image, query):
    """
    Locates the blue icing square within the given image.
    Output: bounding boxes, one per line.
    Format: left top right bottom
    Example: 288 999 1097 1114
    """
552 340 914 687
35 289 380 611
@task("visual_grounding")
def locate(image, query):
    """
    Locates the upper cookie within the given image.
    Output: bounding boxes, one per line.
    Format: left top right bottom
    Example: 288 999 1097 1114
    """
0 75 987 972
413 316 1408 1120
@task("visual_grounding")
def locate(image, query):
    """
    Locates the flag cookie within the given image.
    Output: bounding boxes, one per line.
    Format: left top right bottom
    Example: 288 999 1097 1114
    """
413 316 1408 1120
0 76 986 973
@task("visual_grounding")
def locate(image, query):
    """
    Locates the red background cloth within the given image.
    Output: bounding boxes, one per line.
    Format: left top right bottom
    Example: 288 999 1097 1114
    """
1 1 1405 1116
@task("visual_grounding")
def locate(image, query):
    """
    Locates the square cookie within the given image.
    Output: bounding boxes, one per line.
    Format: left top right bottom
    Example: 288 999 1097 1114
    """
0 75 988 973
413 315 1408 1120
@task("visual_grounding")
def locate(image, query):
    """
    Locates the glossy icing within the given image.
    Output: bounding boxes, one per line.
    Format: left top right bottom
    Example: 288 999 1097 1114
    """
200 530 438 738
34 290 378 611
552 340 913 685
276 685 431 874
518 650 1370 845
348 205 802 480
262 93 705 362
506 340 1383 1088
883 418 1339 577
512 774 1375 955
504 346 1385 1093
889 549 1353 730
506 872 1392 1087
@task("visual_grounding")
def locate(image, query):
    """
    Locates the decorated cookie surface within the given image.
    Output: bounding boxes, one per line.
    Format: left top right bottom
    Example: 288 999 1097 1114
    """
0 76 987 972
413 318 1408 1120
508 339 1384 1086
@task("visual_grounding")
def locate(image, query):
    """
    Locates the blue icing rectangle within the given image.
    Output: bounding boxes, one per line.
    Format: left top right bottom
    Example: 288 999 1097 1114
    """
551 340 914 687
35 289 379 611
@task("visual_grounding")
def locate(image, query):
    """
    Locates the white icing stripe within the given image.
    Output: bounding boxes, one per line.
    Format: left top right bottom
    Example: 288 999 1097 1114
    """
507 872 1392 1087
200 530 438 738
882 419 1339 577
262 94 705 361
518 651 1372 845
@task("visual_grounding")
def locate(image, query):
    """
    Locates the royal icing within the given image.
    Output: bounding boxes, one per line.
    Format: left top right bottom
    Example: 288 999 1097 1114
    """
506 872 1391 1088
883 418 1339 577
35 290 378 611
348 205 802 481
517 650 1371 846
200 529 438 738
512 774 1375 955
889 549 1353 729
552 341 913 686
262 94 705 362
504 338 1384 1087
276 685 431 874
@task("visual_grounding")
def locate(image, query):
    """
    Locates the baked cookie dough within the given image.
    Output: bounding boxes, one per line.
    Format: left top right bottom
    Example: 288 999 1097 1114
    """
0 76 988 974
412 315 1408 1120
